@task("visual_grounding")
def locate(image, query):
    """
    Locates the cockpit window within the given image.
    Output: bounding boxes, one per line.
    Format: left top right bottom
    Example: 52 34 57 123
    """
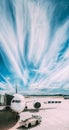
12 100 21 103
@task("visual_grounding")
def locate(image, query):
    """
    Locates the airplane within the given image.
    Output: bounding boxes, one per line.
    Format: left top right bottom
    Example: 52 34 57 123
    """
0 85 63 130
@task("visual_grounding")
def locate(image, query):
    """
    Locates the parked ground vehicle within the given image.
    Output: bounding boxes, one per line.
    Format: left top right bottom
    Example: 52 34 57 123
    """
20 115 42 128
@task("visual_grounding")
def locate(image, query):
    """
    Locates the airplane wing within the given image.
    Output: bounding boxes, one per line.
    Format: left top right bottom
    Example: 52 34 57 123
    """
24 96 62 112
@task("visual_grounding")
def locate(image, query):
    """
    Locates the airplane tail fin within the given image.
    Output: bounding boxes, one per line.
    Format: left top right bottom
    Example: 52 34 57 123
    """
16 84 18 93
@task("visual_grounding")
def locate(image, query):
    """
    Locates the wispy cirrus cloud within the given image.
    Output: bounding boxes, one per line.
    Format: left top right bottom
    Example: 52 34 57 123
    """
0 0 69 94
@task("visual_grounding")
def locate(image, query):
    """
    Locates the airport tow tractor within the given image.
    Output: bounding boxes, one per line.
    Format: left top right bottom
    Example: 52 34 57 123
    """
19 115 42 128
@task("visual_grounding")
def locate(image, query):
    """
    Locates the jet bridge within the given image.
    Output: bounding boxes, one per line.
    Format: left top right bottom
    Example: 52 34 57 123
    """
0 94 13 106
0 94 6 106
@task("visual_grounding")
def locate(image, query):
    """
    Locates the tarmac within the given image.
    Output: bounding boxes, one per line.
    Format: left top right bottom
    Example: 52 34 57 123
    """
9 97 69 130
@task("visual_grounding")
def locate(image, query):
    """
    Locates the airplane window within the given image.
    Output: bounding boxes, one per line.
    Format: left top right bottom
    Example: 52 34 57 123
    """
48 101 51 103
57 101 61 103
55 101 58 103
58 101 61 103
52 101 54 103
12 100 14 103
12 100 21 103
16 100 21 103
48 101 61 104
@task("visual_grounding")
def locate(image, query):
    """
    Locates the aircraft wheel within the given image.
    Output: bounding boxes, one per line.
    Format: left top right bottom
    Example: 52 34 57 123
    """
28 123 31 128
36 120 38 125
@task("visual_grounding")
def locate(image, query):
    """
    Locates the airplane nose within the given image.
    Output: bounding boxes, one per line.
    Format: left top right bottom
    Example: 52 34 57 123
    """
10 94 25 113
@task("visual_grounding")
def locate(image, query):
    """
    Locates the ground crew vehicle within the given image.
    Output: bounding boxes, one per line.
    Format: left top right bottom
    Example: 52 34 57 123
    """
20 115 42 128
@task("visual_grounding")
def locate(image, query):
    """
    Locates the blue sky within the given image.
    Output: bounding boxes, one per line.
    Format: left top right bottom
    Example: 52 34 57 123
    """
0 0 69 95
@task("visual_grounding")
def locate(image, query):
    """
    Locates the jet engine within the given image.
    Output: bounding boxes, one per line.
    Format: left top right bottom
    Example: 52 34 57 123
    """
10 94 25 113
34 102 41 109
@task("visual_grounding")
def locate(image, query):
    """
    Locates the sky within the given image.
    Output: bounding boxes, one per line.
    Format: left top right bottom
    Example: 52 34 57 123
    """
0 0 69 95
